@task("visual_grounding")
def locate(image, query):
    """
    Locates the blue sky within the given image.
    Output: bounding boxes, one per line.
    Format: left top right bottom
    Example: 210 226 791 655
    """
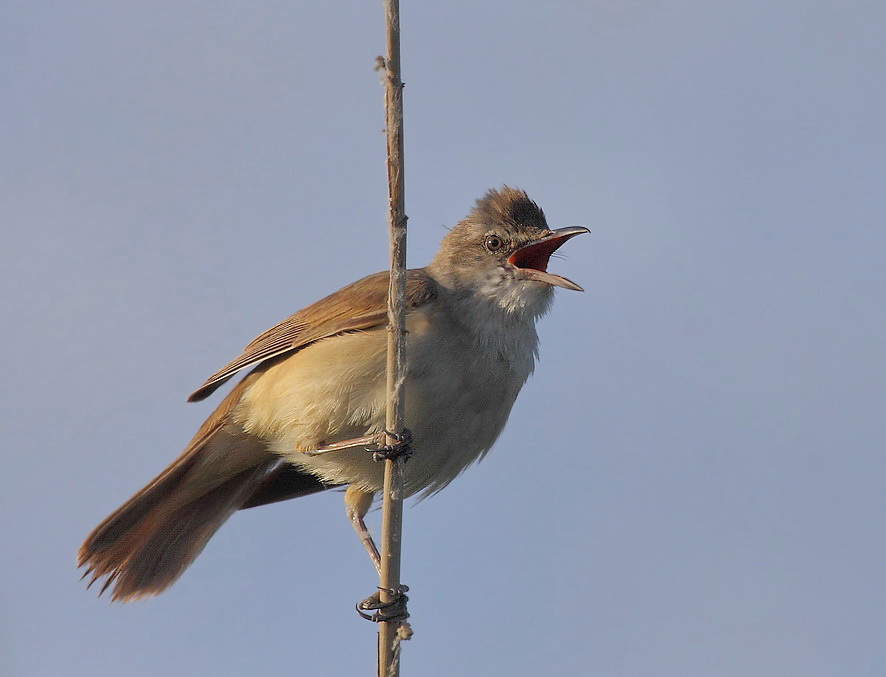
2 2 885 675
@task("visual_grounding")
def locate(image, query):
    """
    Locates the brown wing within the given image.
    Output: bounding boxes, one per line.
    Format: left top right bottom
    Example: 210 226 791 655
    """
187 268 438 402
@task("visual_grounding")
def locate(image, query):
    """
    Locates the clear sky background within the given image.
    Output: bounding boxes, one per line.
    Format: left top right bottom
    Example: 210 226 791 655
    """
3 2 885 675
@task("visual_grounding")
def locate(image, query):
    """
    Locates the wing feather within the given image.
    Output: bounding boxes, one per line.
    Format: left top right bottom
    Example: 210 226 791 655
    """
188 269 437 402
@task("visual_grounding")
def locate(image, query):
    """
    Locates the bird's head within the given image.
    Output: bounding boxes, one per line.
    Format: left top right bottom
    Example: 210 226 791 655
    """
429 187 589 316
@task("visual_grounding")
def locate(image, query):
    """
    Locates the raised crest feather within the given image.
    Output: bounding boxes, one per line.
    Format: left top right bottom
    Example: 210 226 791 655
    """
470 186 548 231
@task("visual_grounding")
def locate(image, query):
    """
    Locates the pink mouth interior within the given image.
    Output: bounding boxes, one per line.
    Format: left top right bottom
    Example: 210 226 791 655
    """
508 238 564 272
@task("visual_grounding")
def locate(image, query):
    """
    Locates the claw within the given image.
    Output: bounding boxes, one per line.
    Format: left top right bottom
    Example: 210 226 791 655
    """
369 428 413 462
356 585 410 623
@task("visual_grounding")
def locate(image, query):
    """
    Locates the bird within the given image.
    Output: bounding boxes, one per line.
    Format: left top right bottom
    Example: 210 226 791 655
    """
78 186 589 602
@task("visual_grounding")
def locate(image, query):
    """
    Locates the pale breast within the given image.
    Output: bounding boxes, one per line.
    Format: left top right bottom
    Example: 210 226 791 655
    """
402 308 537 496
234 302 539 497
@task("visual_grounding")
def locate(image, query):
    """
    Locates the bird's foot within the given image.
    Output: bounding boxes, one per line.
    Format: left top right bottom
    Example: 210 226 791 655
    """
368 429 413 462
357 584 410 623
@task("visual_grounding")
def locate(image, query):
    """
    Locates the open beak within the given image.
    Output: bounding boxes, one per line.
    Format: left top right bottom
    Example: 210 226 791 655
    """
508 226 590 291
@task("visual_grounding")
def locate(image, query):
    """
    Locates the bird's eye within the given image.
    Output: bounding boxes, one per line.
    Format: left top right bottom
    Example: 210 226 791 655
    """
484 234 504 251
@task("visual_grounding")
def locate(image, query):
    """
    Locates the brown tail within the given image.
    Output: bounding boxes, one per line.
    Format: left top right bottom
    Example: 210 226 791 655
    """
78 381 330 602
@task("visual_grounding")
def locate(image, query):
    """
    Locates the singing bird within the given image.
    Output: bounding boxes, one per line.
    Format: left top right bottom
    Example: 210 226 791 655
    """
79 187 588 601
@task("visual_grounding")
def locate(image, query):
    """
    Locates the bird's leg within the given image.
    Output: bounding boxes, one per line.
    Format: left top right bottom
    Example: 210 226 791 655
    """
302 434 380 457
344 486 411 623
302 429 412 461
344 486 381 575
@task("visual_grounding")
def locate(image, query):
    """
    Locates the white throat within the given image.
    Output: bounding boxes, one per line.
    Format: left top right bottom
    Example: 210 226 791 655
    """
445 269 554 378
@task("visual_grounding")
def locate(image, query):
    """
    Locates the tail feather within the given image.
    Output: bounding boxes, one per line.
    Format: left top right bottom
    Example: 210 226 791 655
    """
80 376 281 601
240 461 333 509
79 374 335 602
81 459 275 601
78 425 279 601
